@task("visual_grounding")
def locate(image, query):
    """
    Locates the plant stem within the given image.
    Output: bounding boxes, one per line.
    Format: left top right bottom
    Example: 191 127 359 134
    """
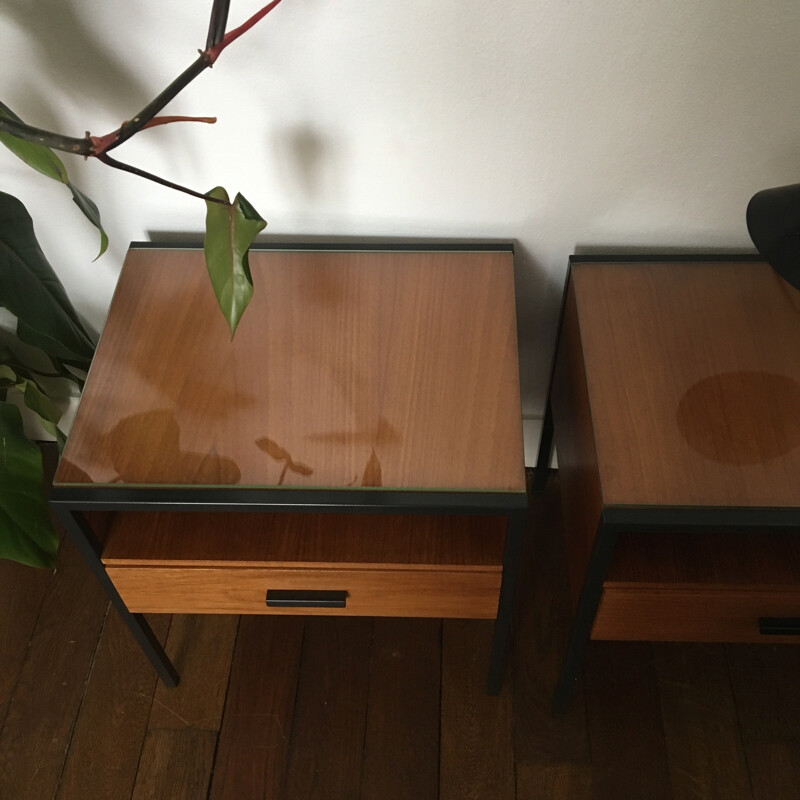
101 0 284 152
208 0 285 61
100 54 211 153
0 116 91 156
96 152 228 205
206 0 231 50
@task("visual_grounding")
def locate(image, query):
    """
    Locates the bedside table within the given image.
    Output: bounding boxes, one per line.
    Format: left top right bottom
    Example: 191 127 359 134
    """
50 244 527 693
536 255 800 711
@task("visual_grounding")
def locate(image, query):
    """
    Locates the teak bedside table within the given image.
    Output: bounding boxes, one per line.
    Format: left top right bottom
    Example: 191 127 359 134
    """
50 243 527 692
536 255 800 711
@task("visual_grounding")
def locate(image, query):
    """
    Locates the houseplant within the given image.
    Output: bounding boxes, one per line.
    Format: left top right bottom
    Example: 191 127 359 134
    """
0 0 287 567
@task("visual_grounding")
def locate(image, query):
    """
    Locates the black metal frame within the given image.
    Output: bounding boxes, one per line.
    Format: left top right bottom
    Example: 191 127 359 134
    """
534 253 800 713
49 240 529 694
50 484 528 694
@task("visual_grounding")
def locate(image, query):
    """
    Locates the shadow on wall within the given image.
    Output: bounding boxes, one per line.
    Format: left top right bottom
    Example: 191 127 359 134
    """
2 0 150 125
270 122 348 207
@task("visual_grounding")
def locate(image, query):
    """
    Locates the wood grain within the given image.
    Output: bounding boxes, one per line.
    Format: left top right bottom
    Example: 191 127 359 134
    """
571 261 800 508
550 277 604 606
102 511 506 568
55 248 526 493
727 643 800 800
360 619 441 800
55 613 171 800
105 565 502 617
654 643 751 800
440 620 515 800
584 642 671 800
208 616 304 800
0 559 53 733
148 614 238 731
132 729 218 800
0 540 109 800
283 617 373 800
593 586 800 642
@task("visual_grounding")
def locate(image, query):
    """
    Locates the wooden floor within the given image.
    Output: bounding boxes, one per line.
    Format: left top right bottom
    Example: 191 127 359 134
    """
2 474 800 800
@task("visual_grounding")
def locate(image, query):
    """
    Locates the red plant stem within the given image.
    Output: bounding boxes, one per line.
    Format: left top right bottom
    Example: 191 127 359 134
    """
207 0 285 63
90 116 216 154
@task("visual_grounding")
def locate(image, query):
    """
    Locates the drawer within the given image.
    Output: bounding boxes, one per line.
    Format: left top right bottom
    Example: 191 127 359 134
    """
592 585 800 643
105 565 502 618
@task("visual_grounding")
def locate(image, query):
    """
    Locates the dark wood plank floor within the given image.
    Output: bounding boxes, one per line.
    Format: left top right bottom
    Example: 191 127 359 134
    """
2 473 800 800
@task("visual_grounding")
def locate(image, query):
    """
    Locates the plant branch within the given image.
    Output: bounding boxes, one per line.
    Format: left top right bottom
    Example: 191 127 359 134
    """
206 0 231 50
0 116 91 155
95 152 228 205
96 54 211 154
90 115 216 154
99 0 284 153
208 0 285 62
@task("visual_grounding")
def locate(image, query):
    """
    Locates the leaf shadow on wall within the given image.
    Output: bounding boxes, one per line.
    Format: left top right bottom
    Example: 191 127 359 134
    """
270 123 347 209
3 0 150 128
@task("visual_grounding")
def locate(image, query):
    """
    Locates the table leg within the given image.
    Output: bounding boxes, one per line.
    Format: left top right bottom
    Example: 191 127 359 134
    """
52 507 180 688
532 398 554 491
487 509 527 694
552 519 617 713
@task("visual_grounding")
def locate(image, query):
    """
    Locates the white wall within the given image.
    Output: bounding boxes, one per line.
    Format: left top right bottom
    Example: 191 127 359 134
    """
3 0 800 446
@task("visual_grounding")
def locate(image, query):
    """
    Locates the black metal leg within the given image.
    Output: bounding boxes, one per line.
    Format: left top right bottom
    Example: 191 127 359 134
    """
487 509 527 694
552 519 617 714
52 507 180 688
533 398 554 491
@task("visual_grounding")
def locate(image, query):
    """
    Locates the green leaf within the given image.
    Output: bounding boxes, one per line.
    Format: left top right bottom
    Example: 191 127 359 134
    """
68 183 108 259
0 401 58 568
0 101 108 256
204 187 267 337
20 377 62 436
0 192 96 371
0 100 68 183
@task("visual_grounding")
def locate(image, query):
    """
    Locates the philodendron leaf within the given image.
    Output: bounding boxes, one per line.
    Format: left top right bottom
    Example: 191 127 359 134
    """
68 183 108 259
0 100 108 257
0 192 96 371
204 187 267 337
0 401 58 568
0 100 68 182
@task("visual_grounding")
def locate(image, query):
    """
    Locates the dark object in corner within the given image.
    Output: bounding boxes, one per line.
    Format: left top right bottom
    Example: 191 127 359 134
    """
747 183 800 290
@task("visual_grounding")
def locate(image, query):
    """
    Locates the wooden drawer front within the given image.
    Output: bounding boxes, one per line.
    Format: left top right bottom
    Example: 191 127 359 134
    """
106 566 501 618
592 586 800 643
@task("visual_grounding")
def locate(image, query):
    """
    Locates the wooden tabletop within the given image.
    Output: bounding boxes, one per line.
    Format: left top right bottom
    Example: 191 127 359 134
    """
570 259 800 509
55 247 526 493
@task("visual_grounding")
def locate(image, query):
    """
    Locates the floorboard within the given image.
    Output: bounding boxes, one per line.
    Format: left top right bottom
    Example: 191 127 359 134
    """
2 474 800 799
440 619 516 800
283 617 373 800
654 643 752 800
360 618 441 800
0 537 108 800
208 616 305 800
55 612 170 800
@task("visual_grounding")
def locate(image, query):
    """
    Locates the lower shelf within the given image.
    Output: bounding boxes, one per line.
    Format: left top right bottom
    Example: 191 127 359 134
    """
101 510 506 619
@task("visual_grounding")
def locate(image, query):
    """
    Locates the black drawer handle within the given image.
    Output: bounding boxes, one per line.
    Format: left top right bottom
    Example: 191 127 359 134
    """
266 589 348 609
758 617 800 636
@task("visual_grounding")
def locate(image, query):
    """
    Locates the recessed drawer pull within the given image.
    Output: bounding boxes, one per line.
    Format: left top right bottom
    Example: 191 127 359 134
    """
758 617 800 636
266 589 348 609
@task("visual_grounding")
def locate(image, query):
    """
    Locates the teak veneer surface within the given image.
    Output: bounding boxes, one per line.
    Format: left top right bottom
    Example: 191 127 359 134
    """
101 512 506 568
571 261 800 509
55 247 525 493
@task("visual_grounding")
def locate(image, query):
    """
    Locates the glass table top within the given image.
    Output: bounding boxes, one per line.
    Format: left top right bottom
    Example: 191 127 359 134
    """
55 247 527 495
